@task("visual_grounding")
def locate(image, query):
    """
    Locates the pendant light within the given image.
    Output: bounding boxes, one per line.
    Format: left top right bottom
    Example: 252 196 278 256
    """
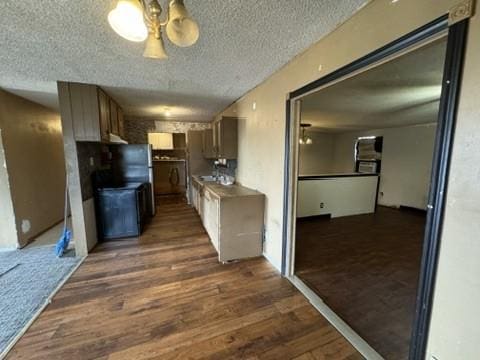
108 0 199 59
299 124 313 145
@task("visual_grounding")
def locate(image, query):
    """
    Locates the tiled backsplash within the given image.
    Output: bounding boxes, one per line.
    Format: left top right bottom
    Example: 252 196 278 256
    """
124 118 211 144
217 159 237 178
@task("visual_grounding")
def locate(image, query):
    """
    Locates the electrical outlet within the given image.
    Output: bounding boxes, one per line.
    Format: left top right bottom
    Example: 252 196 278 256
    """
89 157 95 167
320 202 325 209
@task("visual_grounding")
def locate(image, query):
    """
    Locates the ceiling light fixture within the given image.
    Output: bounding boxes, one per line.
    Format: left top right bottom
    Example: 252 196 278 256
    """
108 0 199 59
299 123 313 145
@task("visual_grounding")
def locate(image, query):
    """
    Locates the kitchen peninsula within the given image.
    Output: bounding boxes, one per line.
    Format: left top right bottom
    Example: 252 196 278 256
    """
191 175 265 263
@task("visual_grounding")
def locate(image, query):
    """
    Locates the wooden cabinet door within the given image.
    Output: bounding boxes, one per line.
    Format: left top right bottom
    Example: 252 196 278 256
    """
98 89 110 142
219 117 237 159
213 120 221 157
69 83 102 142
202 190 211 231
109 99 119 135
173 133 186 149
118 107 125 138
69 84 88 141
202 129 215 159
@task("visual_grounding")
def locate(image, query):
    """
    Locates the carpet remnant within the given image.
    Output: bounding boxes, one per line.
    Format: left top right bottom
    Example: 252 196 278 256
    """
0 263 20 277
0 245 80 354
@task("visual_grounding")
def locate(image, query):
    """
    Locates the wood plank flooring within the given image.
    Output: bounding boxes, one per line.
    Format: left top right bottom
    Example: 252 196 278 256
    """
8 199 362 359
295 206 426 360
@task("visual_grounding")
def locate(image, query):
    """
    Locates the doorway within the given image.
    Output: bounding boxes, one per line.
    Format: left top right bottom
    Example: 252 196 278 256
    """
282 15 468 360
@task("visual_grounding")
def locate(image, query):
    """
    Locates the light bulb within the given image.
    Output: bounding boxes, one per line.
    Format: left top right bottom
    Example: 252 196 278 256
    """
108 0 148 42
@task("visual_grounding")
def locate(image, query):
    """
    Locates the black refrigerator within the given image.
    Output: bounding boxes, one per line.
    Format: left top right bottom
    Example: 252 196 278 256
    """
110 144 156 217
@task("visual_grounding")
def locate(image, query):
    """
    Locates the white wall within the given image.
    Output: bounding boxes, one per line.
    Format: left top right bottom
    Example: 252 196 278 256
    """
217 1 480 358
298 131 336 175
297 176 378 218
332 124 437 209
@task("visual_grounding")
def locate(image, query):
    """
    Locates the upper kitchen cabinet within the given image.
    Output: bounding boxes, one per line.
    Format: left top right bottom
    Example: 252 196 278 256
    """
117 107 125 138
202 129 216 159
109 98 119 135
148 132 173 150
98 89 111 142
60 82 125 143
173 133 186 149
212 117 238 159
148 132 186 150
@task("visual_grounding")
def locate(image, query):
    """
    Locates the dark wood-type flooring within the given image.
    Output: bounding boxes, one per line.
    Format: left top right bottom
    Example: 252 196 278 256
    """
8 198 363 359
295 206 426 360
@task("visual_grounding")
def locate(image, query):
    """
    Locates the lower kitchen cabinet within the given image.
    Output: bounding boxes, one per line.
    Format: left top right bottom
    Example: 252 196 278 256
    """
192 177 265 262
153 160 187 195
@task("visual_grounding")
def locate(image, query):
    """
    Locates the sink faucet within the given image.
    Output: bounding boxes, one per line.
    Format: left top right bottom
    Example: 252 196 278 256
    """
213 161 220 181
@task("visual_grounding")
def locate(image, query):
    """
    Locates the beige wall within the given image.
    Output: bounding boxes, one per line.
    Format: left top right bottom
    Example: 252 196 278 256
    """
217 0 480 358
0 89 65 247
427 3 480 358
298 131 336 175
332 124 437 209
0 129 18 249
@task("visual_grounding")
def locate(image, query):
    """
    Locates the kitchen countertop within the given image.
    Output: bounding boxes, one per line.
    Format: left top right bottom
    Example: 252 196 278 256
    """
192 175 262 199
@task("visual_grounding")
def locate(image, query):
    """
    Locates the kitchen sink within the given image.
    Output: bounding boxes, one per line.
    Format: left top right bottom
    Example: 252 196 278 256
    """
198 175 217 182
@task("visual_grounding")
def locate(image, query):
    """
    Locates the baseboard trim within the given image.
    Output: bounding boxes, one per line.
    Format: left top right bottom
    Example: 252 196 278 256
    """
288 275 384 360
0 255 86 359
399 205 427 214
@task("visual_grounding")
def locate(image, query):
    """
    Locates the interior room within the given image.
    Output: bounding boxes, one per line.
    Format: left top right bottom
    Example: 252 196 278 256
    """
1 1 479 359
0 89 81 353
294 37 446 359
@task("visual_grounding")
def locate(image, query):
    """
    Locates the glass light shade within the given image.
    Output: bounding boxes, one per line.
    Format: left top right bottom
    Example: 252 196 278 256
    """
299 138 305 145
306 137 313 145
108 0 148 42
166 0 199 47
143 33 168 59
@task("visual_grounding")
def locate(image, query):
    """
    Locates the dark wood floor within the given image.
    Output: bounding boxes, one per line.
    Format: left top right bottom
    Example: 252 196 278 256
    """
295 206 426 360
8 198 362 359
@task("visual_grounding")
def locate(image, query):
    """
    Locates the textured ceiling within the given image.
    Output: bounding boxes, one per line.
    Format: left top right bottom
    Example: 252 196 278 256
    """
0 0 368 122
301 37 448 132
